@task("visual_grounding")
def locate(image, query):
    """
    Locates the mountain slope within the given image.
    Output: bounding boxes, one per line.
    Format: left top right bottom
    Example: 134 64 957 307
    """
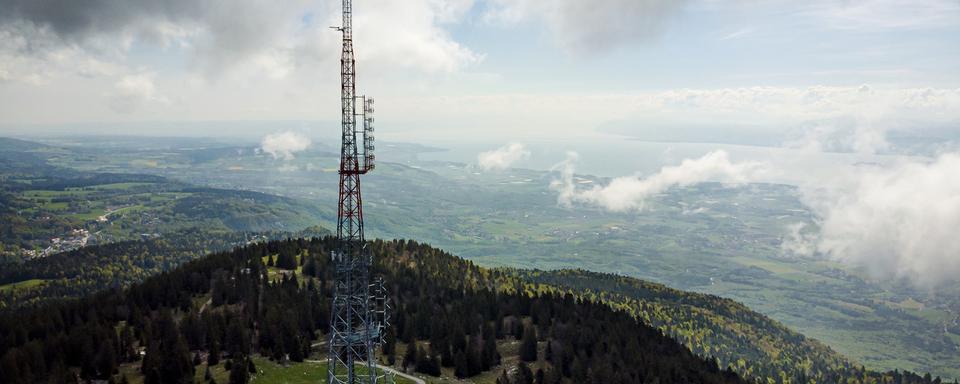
0 237 952 384
510 269 854 383
0 237 744 384
0 227 329 309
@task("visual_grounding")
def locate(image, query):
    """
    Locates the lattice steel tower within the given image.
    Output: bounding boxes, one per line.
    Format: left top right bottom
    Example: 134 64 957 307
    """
328 0 389 383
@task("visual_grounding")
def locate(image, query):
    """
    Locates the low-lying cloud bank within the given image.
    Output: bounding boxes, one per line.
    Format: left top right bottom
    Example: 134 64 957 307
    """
792 153 960 286
552 148 960 286
551 150 769 211
477 142 531 171
260 131 310 161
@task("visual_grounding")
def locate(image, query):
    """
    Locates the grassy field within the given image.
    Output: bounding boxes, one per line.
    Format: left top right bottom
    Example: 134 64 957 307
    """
0 278 47 293
117 355 420 383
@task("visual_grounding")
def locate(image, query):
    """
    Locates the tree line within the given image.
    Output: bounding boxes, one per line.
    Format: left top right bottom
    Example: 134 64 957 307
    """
0 237 952 384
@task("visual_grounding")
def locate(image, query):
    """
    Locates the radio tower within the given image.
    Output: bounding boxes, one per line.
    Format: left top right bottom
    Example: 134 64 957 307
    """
328 0 388 383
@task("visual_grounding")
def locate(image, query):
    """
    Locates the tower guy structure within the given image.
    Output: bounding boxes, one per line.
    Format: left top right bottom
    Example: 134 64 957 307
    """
328 0 389 383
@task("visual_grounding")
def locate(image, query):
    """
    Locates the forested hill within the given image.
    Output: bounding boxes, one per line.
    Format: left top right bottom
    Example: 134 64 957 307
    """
510 269 948 384
0 227 329 309
0 237 744 384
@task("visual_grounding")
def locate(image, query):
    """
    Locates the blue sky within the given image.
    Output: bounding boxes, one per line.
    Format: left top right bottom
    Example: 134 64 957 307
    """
452 1 960 90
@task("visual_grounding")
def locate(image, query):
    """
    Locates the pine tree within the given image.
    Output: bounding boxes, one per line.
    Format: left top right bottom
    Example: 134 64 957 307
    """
208 339 221 366
497 369 510 384
414 345 434 375
229 358 249 384
520 325 537 362
95 339 118 378
160 315 194 384
454 350 469 378
516 362 534 384
483 331 500 370
403 342 417 370
276 251 297 270
302 256 317 277
382 327 396 363
226 318 250 357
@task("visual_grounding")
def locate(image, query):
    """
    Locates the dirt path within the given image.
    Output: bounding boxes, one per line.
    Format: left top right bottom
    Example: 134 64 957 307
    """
198 298 212 314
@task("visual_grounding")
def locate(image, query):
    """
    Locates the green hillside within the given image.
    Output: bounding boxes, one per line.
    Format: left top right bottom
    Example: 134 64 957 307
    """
510 269 851 382
0 238 745 384
1 237 953 384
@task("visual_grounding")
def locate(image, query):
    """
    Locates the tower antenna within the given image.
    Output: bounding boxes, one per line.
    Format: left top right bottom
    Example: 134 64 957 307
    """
328 0 386 383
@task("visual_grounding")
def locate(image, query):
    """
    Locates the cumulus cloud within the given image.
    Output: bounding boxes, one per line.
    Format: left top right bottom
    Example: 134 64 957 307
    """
260 131 311 161
780 222 819 257
551 150 769 211
0 0 479 81
0 0 200 41
485 0 690 54
787 154 960 286
477 142 531 171
0 21 122 85
108 73 166 113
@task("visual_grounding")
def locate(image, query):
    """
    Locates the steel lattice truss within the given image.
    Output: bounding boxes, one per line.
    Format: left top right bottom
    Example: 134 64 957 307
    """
328 0 388 383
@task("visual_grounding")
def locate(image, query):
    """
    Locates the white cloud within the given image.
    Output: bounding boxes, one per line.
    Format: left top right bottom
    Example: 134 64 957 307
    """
477 142 531 171
0 0 480 82
551 150 770 211
484 0 690 54
352 0 481 73
792 153 960 286
783 117 892 155
108 73 167 114
780 222 819 257
0 22 120 86
260 131 311 161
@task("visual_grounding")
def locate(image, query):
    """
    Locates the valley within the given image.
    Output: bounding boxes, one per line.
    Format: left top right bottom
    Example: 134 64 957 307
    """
1 136 958 380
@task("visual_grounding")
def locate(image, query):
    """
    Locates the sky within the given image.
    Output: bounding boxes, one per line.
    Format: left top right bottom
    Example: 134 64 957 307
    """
1 0 960 286
0 0 958 144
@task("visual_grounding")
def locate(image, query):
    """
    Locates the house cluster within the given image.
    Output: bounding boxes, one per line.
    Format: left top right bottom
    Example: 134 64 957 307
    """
37 228 90 258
